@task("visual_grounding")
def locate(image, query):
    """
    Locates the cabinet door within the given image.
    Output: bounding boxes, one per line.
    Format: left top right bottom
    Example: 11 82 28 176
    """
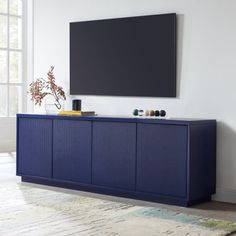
137 124 187 198
17 118 52 178
53 120 92 183
92 122 136 190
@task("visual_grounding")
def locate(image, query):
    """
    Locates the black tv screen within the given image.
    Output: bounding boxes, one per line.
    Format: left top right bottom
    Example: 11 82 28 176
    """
70 13 176 97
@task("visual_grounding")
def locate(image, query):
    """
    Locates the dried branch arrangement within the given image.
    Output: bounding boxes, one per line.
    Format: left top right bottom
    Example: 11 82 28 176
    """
29 66 66 110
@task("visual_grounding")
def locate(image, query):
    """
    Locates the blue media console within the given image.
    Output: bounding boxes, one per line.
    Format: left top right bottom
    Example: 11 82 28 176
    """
16 114 216 206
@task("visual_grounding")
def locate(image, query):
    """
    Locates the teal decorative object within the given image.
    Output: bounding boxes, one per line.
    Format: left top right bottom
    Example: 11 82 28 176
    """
133 109 139 116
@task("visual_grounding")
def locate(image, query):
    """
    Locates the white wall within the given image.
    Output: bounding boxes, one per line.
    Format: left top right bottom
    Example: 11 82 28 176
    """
33 0 236 203
0 118 16 152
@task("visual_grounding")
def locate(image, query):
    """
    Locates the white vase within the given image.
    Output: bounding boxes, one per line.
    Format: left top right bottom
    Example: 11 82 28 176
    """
44 96 64 115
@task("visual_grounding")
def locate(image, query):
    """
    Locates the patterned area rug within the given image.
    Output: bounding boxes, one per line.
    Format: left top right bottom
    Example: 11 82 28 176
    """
0 183 235 236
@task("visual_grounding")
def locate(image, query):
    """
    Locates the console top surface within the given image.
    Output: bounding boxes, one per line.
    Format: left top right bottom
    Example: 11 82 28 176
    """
17 113 216 126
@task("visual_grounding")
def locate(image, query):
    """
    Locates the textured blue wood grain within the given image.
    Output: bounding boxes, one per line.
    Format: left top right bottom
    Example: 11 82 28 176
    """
92 121 136 190
188 123 216 201
137 123 187 198
53 120 92 183
17 118 52 178
17 115 216 206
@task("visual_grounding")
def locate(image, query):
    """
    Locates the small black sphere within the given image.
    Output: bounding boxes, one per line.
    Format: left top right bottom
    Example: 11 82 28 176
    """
155 110 160 116
160 110 166 117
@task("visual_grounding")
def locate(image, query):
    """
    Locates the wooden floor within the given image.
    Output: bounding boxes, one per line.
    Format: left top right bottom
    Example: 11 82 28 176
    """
1 152 236 224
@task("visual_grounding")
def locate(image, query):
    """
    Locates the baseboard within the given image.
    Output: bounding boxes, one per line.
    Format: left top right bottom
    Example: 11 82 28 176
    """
212 187 236 204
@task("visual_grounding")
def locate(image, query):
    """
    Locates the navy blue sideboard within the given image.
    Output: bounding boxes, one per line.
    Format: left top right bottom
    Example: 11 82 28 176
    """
16 114 216 206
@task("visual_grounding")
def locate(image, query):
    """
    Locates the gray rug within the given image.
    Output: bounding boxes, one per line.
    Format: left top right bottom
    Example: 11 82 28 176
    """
0 182 235 236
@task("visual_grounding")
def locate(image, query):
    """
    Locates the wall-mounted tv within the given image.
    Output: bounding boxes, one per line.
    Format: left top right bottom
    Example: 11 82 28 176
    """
70 13 176 97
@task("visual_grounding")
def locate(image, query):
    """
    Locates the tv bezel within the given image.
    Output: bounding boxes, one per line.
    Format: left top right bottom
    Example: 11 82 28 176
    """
70 13 176 97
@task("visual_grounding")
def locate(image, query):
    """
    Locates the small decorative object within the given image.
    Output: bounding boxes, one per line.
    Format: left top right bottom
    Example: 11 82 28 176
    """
155 110 160 117
29 66 66 114
149 110 155 116
143 109 165 117
133 109 139 116
145 110 150 116
133 109 144 116
160 110 166 117
72 99 81 111
138 110 144 116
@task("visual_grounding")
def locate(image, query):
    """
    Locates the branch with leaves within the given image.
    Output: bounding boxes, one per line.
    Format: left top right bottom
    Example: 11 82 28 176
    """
29 66 66 110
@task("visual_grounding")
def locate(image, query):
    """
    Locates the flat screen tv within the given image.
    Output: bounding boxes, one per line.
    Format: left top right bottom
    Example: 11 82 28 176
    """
70 13 176 97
